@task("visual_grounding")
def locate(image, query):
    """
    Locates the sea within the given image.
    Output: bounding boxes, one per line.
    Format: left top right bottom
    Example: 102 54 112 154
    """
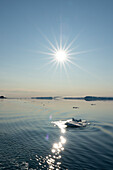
0 99 113 170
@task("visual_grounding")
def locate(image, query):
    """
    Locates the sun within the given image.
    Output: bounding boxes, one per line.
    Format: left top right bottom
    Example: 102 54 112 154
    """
38 28 90 75
55 49 67 63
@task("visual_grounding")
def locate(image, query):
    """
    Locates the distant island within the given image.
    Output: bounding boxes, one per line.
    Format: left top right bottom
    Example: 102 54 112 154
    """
63 97 84 100
0 96 6 99
84 96 113 101
31 97 53 100
31 96 113 101
63 96 113 101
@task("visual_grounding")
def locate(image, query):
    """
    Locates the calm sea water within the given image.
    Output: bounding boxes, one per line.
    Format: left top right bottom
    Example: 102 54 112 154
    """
0 99 113 170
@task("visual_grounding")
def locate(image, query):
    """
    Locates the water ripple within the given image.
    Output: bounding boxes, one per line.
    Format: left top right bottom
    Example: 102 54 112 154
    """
0 100 113 169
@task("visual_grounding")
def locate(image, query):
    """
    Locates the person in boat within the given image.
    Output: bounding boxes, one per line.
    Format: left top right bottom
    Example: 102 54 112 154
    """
72 118 82 122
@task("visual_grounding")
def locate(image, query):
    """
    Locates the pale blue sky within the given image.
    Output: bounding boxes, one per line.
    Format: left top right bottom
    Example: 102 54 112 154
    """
0 0 113 97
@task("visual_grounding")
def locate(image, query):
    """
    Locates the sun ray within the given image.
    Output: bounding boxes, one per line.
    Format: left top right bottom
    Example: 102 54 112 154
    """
38 28 57 52
38 51 54 56
62 62 69 78
67 59 97 78
44 60 58 74
60 22 63 49
34 58 55 72
65 33 80 51
66 45 79 54
68 50 93 56
62 37 69 50
53 35 59 51
43 45 57 53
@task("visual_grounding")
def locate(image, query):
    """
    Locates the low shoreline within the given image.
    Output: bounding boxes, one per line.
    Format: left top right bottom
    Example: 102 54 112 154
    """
1 95 113 101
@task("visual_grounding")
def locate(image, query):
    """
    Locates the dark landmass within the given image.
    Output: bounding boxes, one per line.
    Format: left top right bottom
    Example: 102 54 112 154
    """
31 97 53 100
84 96 113 101
1 95 113 101
63 96 113 101
63 97 84 100
31 96 113 101
0 96 6 99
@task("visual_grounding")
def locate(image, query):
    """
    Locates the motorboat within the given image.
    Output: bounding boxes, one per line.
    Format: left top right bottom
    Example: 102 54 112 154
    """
65 118 87 127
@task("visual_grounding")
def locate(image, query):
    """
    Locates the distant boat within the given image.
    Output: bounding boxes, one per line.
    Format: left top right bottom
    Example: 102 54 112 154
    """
73 107 79 109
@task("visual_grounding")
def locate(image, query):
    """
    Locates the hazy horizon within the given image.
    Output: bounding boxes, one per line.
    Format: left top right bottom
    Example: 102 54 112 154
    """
0 89 113 98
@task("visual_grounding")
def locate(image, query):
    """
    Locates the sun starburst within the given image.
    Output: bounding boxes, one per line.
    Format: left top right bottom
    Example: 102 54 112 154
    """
39 34 77 69
55 49 67 63
37 28 93 77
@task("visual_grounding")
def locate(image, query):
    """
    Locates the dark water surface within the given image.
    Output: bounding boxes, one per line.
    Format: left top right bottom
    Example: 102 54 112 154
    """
0 99 113 169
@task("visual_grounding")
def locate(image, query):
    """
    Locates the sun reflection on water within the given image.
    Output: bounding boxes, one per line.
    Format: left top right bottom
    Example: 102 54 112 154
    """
36 135 66 169
52 120 67 134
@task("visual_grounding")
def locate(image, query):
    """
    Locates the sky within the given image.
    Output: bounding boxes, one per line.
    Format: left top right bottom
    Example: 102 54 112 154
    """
0 0 113 97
